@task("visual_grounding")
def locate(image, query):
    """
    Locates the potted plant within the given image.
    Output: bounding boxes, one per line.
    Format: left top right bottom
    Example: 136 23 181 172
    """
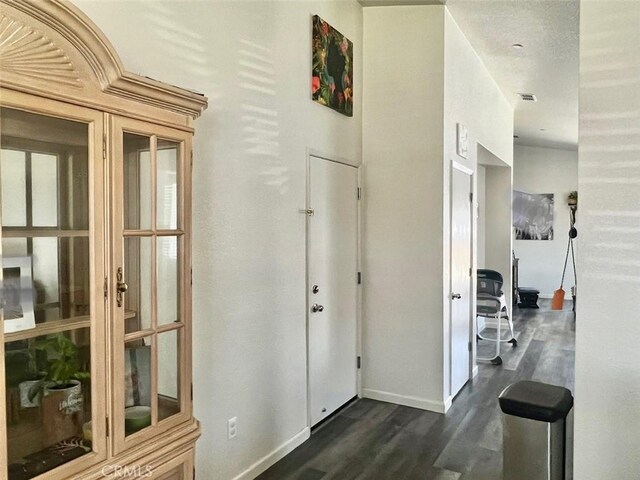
31 334 90 414
32 334 90 447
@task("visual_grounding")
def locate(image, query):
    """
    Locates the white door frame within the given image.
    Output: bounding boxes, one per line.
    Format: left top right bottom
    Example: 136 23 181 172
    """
449 160 475 399
304 148 362 428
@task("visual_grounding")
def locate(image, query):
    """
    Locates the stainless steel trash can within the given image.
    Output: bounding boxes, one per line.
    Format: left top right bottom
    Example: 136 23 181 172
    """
499 381 573 480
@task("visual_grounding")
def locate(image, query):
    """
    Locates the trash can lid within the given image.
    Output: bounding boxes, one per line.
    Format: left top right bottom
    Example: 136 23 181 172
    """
498 381 573 423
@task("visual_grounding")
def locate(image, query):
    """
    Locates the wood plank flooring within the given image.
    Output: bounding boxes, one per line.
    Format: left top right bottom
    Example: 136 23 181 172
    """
257 301 575 480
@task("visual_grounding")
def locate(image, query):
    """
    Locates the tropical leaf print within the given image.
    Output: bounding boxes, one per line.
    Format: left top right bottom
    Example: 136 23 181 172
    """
311 15 354 117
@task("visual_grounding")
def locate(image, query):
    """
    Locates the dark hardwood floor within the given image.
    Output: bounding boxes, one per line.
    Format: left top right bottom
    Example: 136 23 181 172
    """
257 300 575 480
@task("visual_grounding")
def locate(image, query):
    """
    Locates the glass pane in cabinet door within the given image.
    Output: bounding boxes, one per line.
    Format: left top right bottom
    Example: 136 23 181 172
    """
28 237 90 324
157 236 180 325
157 329 180 421
2 238 28 257
157 139 180 230
31 153 58 227
124 337 152 436
124 237 152 333
0 108 89 232
4 329 92 478
0 149 27 227
123 133 152 231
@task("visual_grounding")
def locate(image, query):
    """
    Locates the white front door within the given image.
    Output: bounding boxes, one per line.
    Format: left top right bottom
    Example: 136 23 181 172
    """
450 163 473 397
308 155 358 426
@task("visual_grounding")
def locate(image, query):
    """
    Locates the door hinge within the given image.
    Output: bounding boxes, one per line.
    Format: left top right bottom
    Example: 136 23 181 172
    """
106 416 110 437
469 267 472 276
191 383 194 401
357 187 362 200
102 134 107 160
191 268 193 286
357 272 362 285
190 150 194 168
469 192 473 203
104 276 108 299
468 341 472 352
357 356 361 369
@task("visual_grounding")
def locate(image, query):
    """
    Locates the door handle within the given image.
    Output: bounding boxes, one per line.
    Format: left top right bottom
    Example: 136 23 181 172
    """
451 293 462 300
311 303 324 313
116 267 128 307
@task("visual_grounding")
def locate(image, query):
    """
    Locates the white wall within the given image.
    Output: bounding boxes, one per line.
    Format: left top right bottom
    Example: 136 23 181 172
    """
362 5 446 411
483 163 512 295
477 165 486 269
575 2 640 478
442 10 513 400
513 145 578 297
362 5 513 411
72 1 363 479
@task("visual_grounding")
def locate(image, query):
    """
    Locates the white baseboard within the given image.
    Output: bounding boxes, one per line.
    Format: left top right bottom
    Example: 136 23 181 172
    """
443 396 453 413
362 388 447 414
231 427 310 480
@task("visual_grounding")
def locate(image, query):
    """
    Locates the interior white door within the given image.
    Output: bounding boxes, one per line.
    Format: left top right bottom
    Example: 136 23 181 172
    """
450 164 473 397
308 155 358 426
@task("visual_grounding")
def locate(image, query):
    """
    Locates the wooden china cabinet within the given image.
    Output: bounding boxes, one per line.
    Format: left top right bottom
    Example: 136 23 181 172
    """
0 1 207 479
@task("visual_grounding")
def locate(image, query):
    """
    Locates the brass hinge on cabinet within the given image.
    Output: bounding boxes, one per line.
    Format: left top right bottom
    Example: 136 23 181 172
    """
102 134 107 160
191 383 193 401
104 276 108 299
106 416 110 437
190 150 193 169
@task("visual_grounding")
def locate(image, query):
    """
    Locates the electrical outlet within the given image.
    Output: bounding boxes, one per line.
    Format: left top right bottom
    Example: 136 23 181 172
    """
227 417 237 440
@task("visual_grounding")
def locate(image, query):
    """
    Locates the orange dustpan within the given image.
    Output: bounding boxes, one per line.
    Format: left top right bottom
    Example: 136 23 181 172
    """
551 287 565 310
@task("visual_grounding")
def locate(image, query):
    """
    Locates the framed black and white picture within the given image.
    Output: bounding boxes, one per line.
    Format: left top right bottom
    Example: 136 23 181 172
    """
513 191 554 240
2 256 36 333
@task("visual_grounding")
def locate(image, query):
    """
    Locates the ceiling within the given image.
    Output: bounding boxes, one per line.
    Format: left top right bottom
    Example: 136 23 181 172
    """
359 0 579 151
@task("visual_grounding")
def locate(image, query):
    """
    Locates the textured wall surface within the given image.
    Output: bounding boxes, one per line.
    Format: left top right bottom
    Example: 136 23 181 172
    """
576 2 640 478
72 1 363 479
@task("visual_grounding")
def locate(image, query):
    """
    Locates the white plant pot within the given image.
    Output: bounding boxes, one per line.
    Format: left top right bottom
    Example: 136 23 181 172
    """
44 379 83 414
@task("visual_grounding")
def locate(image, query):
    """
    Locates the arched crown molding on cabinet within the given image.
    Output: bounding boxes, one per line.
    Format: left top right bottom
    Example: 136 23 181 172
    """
0 0 208 122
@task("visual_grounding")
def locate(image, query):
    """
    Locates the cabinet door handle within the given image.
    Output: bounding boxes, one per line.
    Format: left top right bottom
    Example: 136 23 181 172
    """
116 267 128 307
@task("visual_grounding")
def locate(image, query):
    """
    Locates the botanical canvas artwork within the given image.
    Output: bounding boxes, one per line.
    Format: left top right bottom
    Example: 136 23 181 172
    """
312 15 353 117
513 191 554 240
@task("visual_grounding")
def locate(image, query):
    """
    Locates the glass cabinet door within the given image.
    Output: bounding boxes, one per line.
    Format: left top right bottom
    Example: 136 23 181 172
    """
111 116 192 453
0 99 107 478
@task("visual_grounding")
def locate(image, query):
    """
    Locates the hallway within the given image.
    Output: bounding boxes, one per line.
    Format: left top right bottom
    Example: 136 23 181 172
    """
258 302 575 479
